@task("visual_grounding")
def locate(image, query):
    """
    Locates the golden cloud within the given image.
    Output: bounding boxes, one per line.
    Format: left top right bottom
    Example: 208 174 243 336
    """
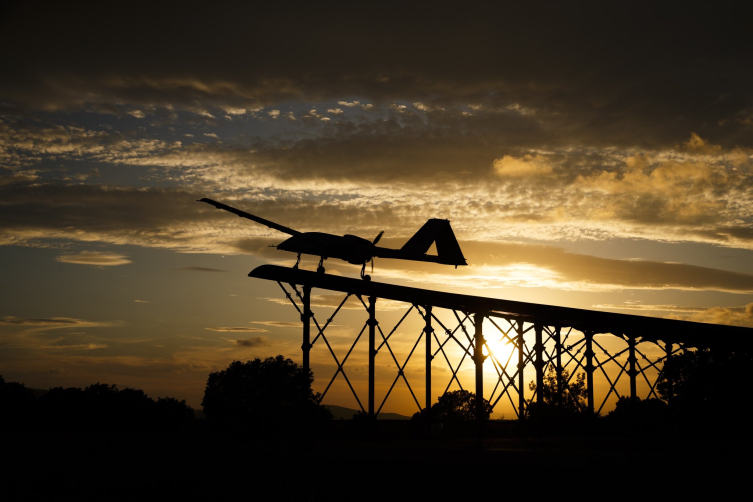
55 252 132 266
492 154 553 178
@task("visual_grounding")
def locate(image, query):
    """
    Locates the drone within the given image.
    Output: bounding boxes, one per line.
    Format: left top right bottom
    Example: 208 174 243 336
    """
199 198 467 280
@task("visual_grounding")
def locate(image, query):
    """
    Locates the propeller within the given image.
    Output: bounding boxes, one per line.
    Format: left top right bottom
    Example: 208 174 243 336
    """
370 231 383 274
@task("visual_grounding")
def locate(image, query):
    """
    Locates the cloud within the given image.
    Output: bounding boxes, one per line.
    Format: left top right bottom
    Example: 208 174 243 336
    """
175 266 228 272
134 300 149 303
251 321 301 327
608 302 753 327
128 110 145 119
268 109 280 118
3 3 753 156
0 316 120 331
593 303 706 313
205 327 267 333
327 108 343 115
681 133 722 155
204 132 218 138
493 154 553 178
681 303 753 327
55 252 132 266
235 336 271 347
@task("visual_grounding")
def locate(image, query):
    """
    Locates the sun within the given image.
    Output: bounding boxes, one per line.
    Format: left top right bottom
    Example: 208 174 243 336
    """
483 335 516 366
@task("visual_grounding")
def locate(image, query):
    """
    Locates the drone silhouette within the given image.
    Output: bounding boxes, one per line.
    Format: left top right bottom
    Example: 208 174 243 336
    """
199 198 467 280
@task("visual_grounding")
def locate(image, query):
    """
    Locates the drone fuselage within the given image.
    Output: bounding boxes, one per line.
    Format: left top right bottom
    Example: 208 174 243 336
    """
277 232 374 265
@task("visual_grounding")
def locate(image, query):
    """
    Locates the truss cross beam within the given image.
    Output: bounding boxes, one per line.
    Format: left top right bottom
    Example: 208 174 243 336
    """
252 265 753 422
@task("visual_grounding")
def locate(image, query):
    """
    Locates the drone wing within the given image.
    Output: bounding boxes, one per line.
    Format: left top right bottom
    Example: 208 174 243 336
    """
198 198 304 237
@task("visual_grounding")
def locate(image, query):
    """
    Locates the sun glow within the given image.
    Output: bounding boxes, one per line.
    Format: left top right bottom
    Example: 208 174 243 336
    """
483 335 516 366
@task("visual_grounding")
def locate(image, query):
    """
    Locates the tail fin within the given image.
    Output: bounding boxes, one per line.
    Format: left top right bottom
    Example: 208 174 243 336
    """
401 219 467 265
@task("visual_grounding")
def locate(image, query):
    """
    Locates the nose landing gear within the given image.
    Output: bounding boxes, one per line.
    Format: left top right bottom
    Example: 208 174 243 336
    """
317 256 326 274
360 262 371 282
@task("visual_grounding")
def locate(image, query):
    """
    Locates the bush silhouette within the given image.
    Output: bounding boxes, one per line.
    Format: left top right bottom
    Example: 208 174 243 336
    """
202 355 331 436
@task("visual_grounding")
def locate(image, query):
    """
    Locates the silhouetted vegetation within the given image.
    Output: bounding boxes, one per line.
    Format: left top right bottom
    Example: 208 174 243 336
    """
524 366 588 421
657 348 753 433
0 375 36 428
202 355 332 437
0 376 194 433
606 396 668 431
412 390 492 422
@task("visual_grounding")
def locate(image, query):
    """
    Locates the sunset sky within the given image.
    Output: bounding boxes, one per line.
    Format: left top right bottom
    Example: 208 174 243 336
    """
2 2 753 416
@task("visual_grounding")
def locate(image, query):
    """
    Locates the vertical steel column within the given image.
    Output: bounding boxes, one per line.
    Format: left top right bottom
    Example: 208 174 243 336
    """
535 324 544 406
424 305 433 415
474 312 485 423
517 321 525 418
302 285 311 375
664 341 673 406
584 330 595 414
368 296 377 418
554 326 562 408
627 334 637 399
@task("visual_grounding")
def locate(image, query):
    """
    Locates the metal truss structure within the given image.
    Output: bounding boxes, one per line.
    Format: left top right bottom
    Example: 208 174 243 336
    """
251 265 753 420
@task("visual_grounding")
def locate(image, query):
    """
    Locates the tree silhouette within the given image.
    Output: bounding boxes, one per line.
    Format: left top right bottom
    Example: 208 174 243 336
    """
526 365 587 419
412 390 492 422
657 348 752 430
202 355 331 435
0 375 36 428
36 383 194 432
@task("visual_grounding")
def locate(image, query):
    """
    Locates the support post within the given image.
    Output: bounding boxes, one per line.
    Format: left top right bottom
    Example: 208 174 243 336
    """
664 341 673 406
424 305 433 416
535 324 544 407
627 334 637 399
554 326 562 408
302 285 311 375
474 312 485 428
517 321 525 419
368 296 376 418
584 330 595 415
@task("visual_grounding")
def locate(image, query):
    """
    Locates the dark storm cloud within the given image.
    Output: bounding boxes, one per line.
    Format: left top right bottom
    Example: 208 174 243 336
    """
2 2 753 148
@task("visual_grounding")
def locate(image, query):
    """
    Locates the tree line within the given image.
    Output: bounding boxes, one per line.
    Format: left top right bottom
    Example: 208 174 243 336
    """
2 346 750 436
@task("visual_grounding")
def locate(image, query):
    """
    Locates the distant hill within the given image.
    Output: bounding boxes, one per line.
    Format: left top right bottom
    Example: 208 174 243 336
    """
324 405 410 420
25 388 408 420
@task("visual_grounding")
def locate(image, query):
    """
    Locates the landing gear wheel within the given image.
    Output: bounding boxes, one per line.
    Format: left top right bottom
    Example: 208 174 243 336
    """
317 265 325 274
363 275 371 282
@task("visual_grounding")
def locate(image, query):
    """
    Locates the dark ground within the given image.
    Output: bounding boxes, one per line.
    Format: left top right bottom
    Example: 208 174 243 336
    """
5 420 749 500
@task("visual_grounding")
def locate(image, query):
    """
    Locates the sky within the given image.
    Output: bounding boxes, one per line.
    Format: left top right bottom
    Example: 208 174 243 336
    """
2 2 753 417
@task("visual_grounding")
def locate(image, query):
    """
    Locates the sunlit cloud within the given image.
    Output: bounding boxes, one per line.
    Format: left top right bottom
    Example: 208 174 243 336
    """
55 252 132 266
493 154 553 178
251 321 301 327
205 327 267 333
